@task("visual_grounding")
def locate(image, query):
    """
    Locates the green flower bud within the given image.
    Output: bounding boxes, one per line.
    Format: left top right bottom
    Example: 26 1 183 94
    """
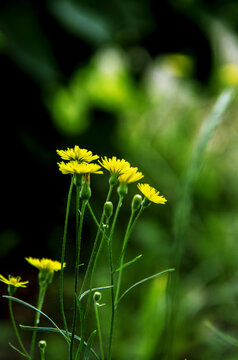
104 201 113 219
93 291 102 303
117 182 128 197
80 183 92 200
38 340 47 350
131 194 142 212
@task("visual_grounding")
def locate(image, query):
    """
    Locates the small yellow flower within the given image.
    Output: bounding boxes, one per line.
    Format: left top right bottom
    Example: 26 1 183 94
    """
25 257 65 272
137 183 167 205
56 146 99 163
118 167 144 184
98 156 130 176
58 161 103 175
0 274 29 288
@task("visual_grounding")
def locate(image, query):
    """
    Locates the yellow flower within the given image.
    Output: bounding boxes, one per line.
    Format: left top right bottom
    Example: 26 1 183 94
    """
118 167 144 184
137 183 167 205
0 274 29 288
57 161 103 175
56 146 99 163
98 156 130 176
25 257 65 272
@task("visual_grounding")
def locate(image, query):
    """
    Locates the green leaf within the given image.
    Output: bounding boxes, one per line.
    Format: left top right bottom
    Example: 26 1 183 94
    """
3 296 68 343
114 254 142 273
79 285 113 301
117 268 175 306
8 342 30 358
19 326 100 359
84 330 97 360
205 321 238 347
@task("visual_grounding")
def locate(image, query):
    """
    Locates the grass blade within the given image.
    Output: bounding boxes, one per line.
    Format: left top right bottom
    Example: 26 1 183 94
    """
205 321 238 347
114 254 142 273
84 330 97 360
20 326 100 359
165 88 235 360
79 285 113 301
9 342 30 358
3 296 68 342
117 268 175 306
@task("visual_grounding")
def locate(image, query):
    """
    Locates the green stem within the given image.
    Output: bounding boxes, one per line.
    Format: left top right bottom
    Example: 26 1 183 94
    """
107 195 124 360
70 198 86 360
8 298 30 359
39 342 46 360
84 215 110 320
60 177 74 340
31 283 48 359
79 184 114 298
94 303 104 360
115 206 144 308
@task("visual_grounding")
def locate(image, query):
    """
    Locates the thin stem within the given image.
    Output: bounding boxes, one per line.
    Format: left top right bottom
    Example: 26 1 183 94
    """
115 206 144 308
39 343 46 360
114 211 134 306
94 302 104 360
107 195 124 360
8 298 30 359
60 176 74 340
79 184 114 297
84 216 110 319
70 198 87 360
31 284 48 359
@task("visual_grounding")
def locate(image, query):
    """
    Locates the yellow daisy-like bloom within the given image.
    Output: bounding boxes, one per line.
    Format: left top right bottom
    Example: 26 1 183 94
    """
118 167 144 184
98 156 130 176
0 274 29 288
58 161 103 175
137 183 167 205
25 257 65 272
56 146 99 163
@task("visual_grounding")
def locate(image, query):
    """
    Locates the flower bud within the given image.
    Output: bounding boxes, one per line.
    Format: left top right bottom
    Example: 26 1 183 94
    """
80 183 92 200
104 201 113 219
93 291 102 303
131 194 142 212
38 340 47 350
117 182 128 197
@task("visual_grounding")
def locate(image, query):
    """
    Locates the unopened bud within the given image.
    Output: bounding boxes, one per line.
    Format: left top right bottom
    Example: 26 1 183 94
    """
104 201 113 219
93 291 102 303
131 194 142 212
38 340 47 350
117 182 128 197
80 183 92 200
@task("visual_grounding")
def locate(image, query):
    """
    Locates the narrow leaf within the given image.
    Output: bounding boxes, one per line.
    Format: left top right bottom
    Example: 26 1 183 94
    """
9 342 30 358
3 296 68 342
84 330 97 360
20 326 100 359
205 321 238 347
117 268 175 305
115 254 142 273
79 285 113 301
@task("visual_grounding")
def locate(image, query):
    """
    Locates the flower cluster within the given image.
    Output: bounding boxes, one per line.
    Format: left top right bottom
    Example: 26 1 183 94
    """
57 145 167 205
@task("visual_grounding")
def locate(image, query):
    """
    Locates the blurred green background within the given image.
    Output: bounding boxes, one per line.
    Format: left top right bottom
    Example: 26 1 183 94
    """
1 0 238 359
